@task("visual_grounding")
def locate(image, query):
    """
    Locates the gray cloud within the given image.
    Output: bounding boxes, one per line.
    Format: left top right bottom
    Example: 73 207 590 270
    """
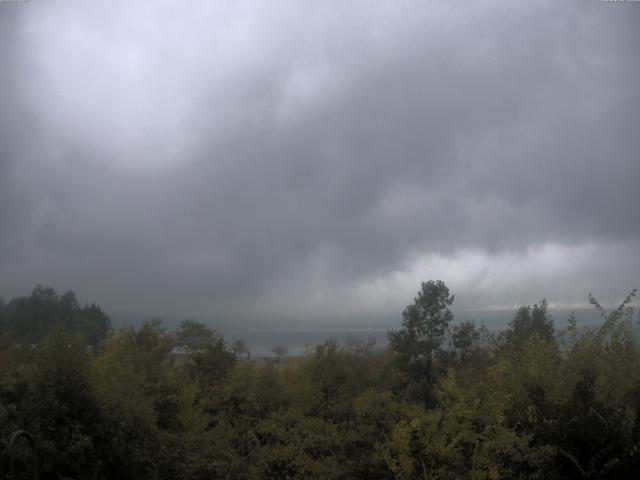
1 1 638 324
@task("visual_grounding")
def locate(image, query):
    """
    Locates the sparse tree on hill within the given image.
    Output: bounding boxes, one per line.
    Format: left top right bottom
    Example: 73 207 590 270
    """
232 339 251 359
272 345 288 359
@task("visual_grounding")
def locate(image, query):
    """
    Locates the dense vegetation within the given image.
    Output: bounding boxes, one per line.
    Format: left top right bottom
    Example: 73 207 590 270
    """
0 286 110 349
1 282 639 479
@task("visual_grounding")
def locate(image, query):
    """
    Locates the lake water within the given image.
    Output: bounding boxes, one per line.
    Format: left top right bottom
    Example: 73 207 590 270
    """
112 307 609 357
223 329 391 357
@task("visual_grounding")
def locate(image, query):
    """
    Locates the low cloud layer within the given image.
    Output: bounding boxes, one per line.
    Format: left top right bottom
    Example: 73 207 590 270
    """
1 1 638 325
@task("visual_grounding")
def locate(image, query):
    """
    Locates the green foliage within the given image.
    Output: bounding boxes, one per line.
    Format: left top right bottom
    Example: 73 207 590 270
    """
0 286 110 348
503 299 554 351
175 319 217 351
450 320 493 368
388 280 455 405
175 319 237 389
0 329 107 479
1 283 639 479
390 280 455 354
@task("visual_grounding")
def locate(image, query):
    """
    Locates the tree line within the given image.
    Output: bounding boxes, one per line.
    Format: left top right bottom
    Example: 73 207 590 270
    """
1 282 639 479
0 286 110 349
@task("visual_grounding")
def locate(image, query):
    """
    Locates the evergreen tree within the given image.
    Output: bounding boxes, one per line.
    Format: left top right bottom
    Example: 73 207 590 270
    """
504 299 554 350
388 280 454 405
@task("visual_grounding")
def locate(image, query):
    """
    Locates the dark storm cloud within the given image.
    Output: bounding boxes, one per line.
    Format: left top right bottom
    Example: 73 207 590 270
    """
0 1 638 321
0 5 36 263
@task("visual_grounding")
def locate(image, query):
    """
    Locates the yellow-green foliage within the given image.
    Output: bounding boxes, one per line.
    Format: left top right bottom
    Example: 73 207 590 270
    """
1 293 639 479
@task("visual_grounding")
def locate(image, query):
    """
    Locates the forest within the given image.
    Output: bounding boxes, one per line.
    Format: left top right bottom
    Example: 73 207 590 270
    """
1 281 639 479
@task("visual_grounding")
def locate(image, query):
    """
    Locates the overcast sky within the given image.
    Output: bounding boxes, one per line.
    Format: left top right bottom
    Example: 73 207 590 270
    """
1 0 639 327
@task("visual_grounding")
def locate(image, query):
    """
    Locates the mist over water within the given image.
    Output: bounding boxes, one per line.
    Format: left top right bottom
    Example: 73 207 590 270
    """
104 306 608 357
